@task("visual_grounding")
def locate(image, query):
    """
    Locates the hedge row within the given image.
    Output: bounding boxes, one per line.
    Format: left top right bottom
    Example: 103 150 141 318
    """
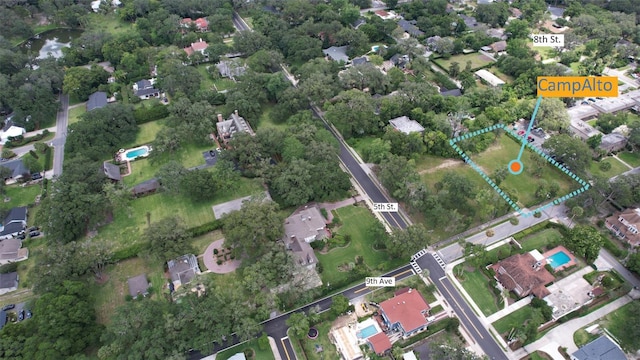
5 129 50 148
511 220 565 241
134 104 169 124
112 220 223 262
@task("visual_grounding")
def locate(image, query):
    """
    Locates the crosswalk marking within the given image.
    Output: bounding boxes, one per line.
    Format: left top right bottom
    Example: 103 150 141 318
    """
432 253 446 270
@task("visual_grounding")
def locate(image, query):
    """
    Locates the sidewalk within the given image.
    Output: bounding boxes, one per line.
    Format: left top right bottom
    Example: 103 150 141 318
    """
269 336 282 360
511 295 633 359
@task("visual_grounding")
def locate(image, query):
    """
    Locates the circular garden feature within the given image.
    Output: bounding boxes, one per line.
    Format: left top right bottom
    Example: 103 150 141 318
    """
307 327 318 339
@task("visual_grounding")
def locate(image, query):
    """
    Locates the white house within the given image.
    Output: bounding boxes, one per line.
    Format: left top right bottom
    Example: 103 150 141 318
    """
0 125 26 145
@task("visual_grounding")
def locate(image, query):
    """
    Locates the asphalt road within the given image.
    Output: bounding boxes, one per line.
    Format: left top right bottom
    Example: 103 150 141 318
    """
52 94 69 176
190 265 415 359
414 254 508 360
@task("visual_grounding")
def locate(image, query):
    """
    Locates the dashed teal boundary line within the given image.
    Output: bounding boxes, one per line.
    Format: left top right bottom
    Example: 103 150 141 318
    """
448 123 590 217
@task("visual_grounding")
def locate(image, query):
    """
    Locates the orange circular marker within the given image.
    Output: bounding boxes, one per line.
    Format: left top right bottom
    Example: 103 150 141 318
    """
508 159 524 175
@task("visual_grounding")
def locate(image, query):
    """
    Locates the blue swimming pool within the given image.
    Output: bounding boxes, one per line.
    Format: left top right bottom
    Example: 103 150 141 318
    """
547 251 571 269
125 147 148 160
357 325 378 339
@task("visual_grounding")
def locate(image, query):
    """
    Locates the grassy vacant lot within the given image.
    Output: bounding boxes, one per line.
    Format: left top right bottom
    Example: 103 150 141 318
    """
434 53 495 72
603 301 640 351
92 177 264 250
573 328 599 348
454 265 500 316
492 306 535 334
85 12 134 34
520 228 563 252
68 105 86 125
316 205 404 286
618 151 640 168
1 185 41 209
295 321 339 360
216 338 275 360
92 257 166 325
471 135 579 207
588 157 630 178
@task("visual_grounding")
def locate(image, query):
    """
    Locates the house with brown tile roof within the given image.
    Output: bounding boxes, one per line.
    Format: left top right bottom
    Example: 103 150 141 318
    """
184 39 208 57
490 252 555 298
379 288 430 338
367 332 392 355
605 208 640 247
180 17 209 32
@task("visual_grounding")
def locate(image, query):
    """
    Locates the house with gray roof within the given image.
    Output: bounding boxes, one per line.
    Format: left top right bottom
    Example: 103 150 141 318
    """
168 254 201 289
132 79 160 99
103 162 122 181
131 178 160 197
352 18 366 29
389 116 425 135
0 207 27 240
216 59 247 80
0 238 28 265
283 205 328 270
87 91 108 111
323 46 349 63
0 159 29 183
216 111 255 146
0 272 18 295
398 19 424 37
459 14 480 30
599 133 628 153
571 335 626 360
127 274 150 299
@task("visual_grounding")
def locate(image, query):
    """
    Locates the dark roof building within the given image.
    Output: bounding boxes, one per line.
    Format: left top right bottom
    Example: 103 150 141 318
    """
0 159 29 180
352 18 366 29
131 178 160 197
440 88 462 97
0 310 6 330
0 272 18 294
127 274 150 299
87 91 108 111
103 162 121 181
398 19 424 37
571 335 626 360
351 57 369 66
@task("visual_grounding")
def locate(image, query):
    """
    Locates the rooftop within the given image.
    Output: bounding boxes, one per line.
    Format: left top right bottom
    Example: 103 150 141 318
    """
168 254 200 287
0 159 28 179
87 91 108 112
379 288 430 333
398 19 424 37
322 46 349 63
368 332 392 355
127 274 149 298
283 205 327 242
600 133 627 146
491 252 555 298
0 272 18 289
389 116 425 134
572 335 626 360
474 69 505 87
0 238 22 261
103 162 121 181
131 178 160 195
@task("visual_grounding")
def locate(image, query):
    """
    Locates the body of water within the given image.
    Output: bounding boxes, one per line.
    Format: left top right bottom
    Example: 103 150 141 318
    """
21 29 83 59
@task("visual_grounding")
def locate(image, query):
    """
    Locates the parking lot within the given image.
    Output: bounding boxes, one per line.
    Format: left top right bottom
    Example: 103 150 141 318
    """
513 119 550 149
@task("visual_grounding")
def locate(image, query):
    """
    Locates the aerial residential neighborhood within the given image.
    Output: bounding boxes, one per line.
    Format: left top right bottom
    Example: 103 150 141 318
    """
0 0 640 359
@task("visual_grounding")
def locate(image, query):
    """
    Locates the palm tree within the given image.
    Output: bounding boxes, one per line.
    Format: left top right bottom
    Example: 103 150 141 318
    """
570 206 583 226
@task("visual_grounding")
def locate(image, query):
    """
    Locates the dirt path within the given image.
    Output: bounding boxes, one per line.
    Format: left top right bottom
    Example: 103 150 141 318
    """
418 159 464 174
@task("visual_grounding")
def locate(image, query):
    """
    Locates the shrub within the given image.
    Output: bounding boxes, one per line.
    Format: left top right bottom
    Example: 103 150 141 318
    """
213 248 218 255
1 149 16 159
486 229 495 237
28 150 39 159
0 263 18 274
113 243 146 261
534 212 542 218
134 103 170 124
310 240 324 250
230 254 235 260
599 161 612 172
187 220 222 237
258 333 269 351
316 261 323 273
510 217 519 225
125 295 133 301
217 259 223 265
243 349 254 358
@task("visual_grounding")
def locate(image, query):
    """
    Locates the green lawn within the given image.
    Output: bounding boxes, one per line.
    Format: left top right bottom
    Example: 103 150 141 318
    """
255 104 287 131
573 328 599 348
603 301 640 352
433 53 495 71
586 119 597 127
85 12 134 34
213 78 237 91
471 135 580 207
196 64 216 91
1 185 42 209
492 306 536 334
68 105 86 125
122 120 164 149
488 66 514 83
588 157 630 178
295 321 339 360
91 257 166 325
520 228 563 252
618 152 640 168
91 177 264 250
123 141 215 186
215 338 276 360
454 265 500 316
413 154 450 173
346 136 378 162
191 230 224 255
316 205 404 286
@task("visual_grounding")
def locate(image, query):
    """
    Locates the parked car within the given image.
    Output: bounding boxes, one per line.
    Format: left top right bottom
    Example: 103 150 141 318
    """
17 234 25 240
28 226 39 232
518 130 526 136
18 310 24 321
581 101 590 105
26 310 31 319
1 304 15 311
527 136 535 143
29 231 40 238
30 173 42 180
